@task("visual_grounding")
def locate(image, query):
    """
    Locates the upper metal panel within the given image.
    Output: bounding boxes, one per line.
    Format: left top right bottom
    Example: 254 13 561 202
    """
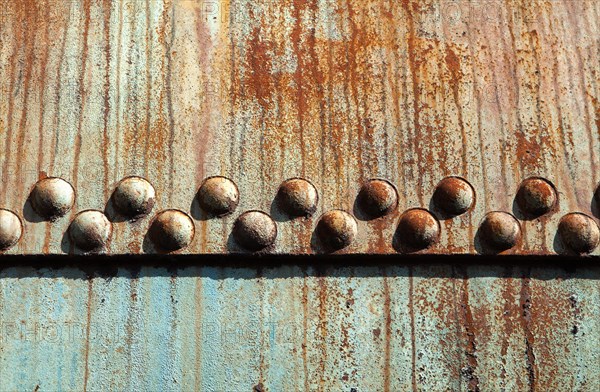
0 0 599 255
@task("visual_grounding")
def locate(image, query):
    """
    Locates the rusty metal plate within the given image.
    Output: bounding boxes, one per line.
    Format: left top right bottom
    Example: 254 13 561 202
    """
0 257 599 391
1 2 600 391
1 0 599 256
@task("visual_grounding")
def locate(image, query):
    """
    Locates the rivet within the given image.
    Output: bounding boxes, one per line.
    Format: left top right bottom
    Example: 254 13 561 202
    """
395 208 440 252
516 177 557 217
432 176 475 216
315 210 357 250
478 211 521 251
0 209 22 250
30 177 75 220
197 176 239 217
68 210 112 251
276 178 318 217
357 179 398 218
113 176 156 218
558 213 599 254
232 211 277 251
149 209 195 251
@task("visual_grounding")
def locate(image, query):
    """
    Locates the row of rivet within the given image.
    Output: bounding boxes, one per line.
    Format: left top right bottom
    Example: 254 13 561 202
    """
0 176 598 254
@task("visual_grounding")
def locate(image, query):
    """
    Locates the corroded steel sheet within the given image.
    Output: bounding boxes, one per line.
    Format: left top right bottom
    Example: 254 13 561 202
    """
1 1 600 391
1 260 599 391
0 0 598 255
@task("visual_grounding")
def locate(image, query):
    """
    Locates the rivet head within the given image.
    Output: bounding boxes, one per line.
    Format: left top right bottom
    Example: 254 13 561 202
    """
479 211 521 251
277 178 318 217
68 210 112 251
432 176 475 216
113 176 156 218
395 208 440 252
232 211 277 251
357 179 398 217
315 210 358 250
558 213 599 254
516 177 557 217
0 209 22 250
30 177 75 220
149 210 195 251
197 176 239 217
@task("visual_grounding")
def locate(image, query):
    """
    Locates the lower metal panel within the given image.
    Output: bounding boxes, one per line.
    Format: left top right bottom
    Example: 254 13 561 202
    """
1 258 599 391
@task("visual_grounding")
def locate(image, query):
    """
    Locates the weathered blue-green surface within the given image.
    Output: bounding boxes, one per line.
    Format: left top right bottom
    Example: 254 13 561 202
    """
1 262 599 391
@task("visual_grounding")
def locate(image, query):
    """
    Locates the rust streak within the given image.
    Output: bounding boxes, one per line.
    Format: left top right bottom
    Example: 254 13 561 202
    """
82 277 93 392
102 0 112 198
72 0 92 192
459 268 480 392
301 270 309 392
382 273 392 392
409 266 417 391
520 270 537 391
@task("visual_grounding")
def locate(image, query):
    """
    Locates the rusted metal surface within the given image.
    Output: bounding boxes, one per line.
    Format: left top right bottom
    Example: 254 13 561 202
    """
0 0 598 256
1 0 600 391
0 258 599 391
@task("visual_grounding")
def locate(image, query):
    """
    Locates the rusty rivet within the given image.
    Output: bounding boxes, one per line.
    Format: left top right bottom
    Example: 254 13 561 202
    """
479 211 521 251
558 213 599 254
395 208 440 252
315 210 358 250
516 177 557 217
113 176 156 218
432 176 475 216
232 211 278 251
149 210 195 251
277 178 319 217
0 209 22 250
68 210 112 251
357 179 398 218
197 176 239 217
30 177 75 220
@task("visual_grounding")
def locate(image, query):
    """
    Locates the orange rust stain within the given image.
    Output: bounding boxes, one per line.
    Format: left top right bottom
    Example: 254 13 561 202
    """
101 0 112 197
244 28 275 110
382 275 392 392
514 132 550 169
191 4 215 182
519 274 537 391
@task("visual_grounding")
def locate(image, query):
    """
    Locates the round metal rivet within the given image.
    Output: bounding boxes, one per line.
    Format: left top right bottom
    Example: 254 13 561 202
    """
315 210 358 250
516 177 557 217
197 176 239 217
479 211 521 251
232 211 277 251
0 209 22 250
395 208 440 252
432 176 475 216
277 178 318 217
113 176 156 218
30 177 75 220
558 213 599 254
357 179 398 217
68 210 112 251
149 210 195 251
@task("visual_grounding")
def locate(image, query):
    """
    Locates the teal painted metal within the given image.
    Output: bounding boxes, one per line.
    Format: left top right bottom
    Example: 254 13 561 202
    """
1 261 599 391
